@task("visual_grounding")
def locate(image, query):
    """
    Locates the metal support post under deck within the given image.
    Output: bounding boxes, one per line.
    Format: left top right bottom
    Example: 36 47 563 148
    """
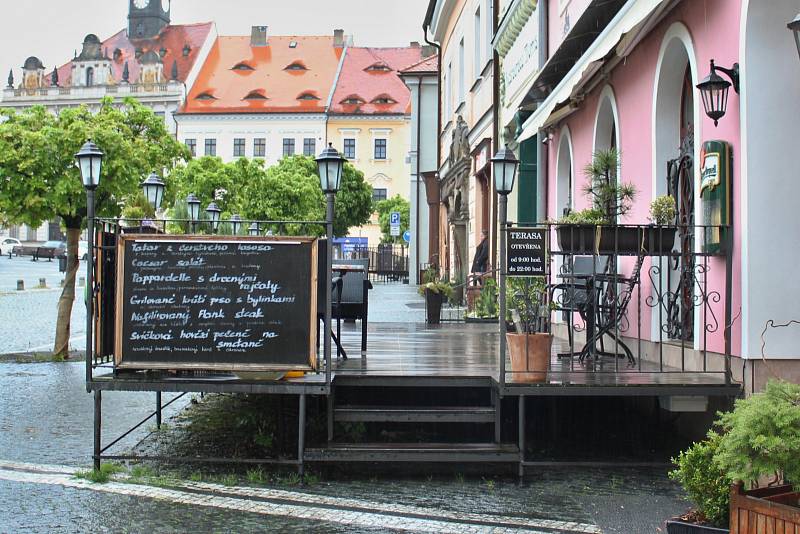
155 392 162 429
327 389 334 443
493 387 501 444
298 394 306 478
518 396 525 481
93 390 102 471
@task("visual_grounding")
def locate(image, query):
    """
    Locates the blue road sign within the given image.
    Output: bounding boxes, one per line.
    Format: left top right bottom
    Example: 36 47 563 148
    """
402 231 411 243
390 212 401 226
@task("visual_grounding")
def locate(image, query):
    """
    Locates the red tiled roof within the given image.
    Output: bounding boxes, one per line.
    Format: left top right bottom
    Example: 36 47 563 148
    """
399 54 439 75
56 23 214 86
329 47 424 116
181 35 344 114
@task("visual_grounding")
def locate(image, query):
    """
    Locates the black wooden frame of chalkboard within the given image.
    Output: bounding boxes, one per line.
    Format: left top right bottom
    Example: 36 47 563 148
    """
114 234 319 372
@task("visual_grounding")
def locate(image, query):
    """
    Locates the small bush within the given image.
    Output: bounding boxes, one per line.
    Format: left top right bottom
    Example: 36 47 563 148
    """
670 432 731 528
714 380 800 490
649 195 677 225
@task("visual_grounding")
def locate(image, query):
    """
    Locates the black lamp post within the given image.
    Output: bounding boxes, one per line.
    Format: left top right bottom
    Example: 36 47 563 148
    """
491 145 519 391
697 59 739 126
248 222 260 236
230 214 242 235
75 139 104 469
316 143 345 387
789 13 800 62
205 202 221 233
186 194 201 233
141 173 165 212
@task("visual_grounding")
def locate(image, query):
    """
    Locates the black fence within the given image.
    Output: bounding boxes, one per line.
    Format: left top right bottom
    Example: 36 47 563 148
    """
337 244 408 283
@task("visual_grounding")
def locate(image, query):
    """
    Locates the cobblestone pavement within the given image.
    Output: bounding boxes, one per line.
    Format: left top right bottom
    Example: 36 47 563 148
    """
368 281 427 323
0 288 86 355
0 255 76 292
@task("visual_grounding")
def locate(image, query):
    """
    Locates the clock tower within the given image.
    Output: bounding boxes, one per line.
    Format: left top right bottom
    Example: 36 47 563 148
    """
128 0 171 40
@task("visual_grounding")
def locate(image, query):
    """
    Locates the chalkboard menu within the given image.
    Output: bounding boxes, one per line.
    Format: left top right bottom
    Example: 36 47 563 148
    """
506 227 547 276
115 235 318 372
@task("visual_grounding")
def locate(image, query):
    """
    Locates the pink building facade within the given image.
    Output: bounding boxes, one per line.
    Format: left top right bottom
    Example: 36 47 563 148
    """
505 0 800 392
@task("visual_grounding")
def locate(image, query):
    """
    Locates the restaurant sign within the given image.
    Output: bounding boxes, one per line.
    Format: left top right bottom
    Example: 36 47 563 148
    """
506 227 547 276
501 4 540 121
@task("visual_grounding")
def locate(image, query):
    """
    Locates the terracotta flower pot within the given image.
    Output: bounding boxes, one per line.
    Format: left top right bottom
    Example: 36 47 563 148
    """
506 333 553 383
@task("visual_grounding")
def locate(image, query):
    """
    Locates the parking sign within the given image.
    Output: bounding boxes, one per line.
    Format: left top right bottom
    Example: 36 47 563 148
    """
390 212 401 226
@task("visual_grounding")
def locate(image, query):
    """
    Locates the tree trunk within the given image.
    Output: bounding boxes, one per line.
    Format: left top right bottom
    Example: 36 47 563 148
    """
53 227 81 358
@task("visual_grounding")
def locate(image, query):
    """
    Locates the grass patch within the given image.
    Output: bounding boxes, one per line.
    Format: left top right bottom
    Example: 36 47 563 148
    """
74 463 125 484
246 468 266 484
188 471 203 482
216 473 238 487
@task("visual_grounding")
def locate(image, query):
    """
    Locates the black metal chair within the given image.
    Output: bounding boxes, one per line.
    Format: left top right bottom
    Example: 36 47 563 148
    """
549 256 609 358
582 254 646 365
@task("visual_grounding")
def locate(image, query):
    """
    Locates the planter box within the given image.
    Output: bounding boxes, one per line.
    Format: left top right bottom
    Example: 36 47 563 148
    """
730 483 800 533
665 519 729 534
506 333 552 383
424 290 443 325
556 225 677 256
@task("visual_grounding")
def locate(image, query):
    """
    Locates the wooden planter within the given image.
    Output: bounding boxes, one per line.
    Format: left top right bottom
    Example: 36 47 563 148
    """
424 290 443 325
556 225 677 255
506 333 552 383
730 482 800 533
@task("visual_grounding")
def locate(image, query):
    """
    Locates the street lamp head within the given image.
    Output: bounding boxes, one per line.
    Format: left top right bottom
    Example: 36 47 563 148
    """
248 222 260 236
491 145 519 196
205 202 221 231
75 139 104 190
141 173 165 211
230 214 242 235
697 59 739 127
789 13 800 63
186 193 201 222
316 143 345 194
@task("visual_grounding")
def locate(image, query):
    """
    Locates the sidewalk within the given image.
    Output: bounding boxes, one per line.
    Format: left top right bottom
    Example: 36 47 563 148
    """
367 281 426 323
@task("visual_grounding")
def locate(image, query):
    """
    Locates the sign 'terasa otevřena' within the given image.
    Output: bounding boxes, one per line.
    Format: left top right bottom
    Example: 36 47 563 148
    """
115 235 318 372
506 228 547 276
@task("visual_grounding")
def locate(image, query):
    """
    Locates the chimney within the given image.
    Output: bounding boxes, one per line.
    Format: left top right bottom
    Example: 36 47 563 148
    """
251 26 269 47
333 29 345 48
410 41 420 48
421 45 436 58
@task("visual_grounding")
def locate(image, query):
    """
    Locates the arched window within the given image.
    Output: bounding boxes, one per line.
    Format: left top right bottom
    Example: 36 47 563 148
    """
86 67 94 87
556 127 574 219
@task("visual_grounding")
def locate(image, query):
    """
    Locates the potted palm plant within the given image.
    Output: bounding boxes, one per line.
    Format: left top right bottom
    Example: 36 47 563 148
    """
506 276 552 383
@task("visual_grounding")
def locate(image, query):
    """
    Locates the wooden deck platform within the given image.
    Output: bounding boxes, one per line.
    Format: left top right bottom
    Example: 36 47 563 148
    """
92 322 741 398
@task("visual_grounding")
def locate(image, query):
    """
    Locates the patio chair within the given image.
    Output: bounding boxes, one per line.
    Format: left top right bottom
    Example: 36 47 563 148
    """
581 254 646 365
549 256 609 358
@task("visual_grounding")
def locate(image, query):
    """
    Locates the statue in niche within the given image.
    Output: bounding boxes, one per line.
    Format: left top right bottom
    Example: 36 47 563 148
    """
449 115 470 167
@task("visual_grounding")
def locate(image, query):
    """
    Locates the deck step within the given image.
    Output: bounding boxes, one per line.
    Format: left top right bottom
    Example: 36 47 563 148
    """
305 442 519 463
334 405 496 423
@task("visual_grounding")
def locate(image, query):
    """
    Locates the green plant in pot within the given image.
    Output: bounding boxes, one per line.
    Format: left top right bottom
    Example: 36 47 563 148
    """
667 380 800 533
418 266 454 325
506 276 552 383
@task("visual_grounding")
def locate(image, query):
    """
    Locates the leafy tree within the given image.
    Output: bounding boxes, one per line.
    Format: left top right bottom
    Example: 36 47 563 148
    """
238 155 372 237
0 98 189 357
375 195 410 244
167 156 256 214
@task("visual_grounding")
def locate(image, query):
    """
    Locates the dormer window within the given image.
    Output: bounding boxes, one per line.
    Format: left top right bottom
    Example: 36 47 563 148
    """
182 45 191 57
365 63 392 72
113 48 123 62
159 47 168 58
232 62 255 71
340 95 365 105
371 95 397 105
297 92 320 101
289 41 298 48
244 90 268 100
285 62 308 71
195 92 217 101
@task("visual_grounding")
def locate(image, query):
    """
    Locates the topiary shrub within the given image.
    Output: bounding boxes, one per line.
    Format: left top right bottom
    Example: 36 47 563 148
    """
714 379 800 491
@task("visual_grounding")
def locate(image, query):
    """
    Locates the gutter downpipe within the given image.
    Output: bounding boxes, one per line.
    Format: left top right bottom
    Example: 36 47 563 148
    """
536 0 549 221
423 22 441 271
415 73 423 284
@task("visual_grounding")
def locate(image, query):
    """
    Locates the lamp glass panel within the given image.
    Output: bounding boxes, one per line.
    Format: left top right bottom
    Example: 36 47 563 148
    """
91 155 102 187
79 157 93 187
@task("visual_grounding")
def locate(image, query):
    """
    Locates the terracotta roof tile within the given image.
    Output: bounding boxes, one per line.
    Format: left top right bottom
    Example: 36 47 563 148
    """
329 47 424 115
181 35 344 114
398 54 439 75
56 23 214 86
